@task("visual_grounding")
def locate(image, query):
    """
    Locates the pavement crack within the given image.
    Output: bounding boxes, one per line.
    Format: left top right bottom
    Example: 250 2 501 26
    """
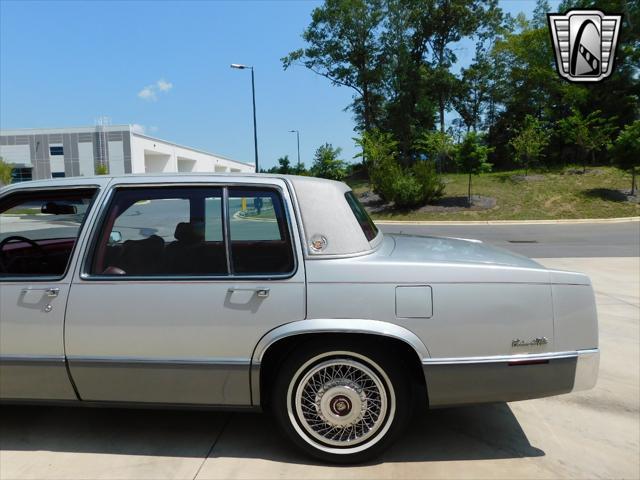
192 413 232 480
595 290 640 309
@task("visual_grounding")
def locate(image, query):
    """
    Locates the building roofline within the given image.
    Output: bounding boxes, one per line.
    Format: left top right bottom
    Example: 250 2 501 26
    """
0 125 130 136
131 131 253 168
1 124 252 169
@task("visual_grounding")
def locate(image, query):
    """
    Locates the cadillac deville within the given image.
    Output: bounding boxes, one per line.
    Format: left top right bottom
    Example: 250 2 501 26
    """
0 174 599 462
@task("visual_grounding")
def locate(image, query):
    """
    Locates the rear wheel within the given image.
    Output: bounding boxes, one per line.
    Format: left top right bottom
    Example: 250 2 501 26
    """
271 341 413 463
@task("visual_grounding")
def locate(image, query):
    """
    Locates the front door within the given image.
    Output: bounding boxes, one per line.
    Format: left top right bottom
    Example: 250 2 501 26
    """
0 186 99 400
65 180 305 406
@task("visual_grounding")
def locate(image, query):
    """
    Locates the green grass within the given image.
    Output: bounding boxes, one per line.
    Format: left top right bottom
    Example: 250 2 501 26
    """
348 166 639 221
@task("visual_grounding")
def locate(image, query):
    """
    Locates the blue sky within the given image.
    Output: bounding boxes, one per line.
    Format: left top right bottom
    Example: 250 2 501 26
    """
0 0 559 170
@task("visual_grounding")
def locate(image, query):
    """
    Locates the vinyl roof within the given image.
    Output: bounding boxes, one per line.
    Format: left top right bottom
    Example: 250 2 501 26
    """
1 173 382 257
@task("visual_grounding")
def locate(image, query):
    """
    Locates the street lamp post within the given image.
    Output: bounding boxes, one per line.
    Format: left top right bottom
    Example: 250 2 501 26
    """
289 129 301 172
230 63 259 172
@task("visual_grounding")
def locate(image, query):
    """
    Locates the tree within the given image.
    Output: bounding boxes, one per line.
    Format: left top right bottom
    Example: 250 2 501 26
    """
451 49 492 133
611 120 640 196
282 0 386 133
310 143 348 181
0 158 12 186
509 115 549 175
276 155 292 174
557 109 617 173
424 0 502 133
456 131 493 205
413 130 456 172
355 129 402 201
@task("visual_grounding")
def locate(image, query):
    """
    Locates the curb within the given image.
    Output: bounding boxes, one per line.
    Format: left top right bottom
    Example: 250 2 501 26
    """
375 216 640 226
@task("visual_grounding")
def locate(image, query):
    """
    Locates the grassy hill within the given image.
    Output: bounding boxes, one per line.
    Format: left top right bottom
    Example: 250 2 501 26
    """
348 166 639 221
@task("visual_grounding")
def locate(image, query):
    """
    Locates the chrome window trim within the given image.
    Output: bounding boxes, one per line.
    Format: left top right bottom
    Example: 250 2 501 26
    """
0 185 101 283
79 181 300 282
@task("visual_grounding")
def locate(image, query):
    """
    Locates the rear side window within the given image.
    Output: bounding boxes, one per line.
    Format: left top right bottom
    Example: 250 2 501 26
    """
228 187 294 275
87 185 294 277
0 188 97 277
344 191 378 241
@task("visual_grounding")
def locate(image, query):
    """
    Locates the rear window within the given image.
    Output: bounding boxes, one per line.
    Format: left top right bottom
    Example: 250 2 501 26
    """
344 191 378 242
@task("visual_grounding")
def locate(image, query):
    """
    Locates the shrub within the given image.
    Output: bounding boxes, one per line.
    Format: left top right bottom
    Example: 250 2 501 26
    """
95 164 109 175
611 120 640 195
0 157 12 186
390 174 423 208
411 160 445 203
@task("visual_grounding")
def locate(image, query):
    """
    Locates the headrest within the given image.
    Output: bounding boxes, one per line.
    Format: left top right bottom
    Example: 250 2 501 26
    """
174 222 205 244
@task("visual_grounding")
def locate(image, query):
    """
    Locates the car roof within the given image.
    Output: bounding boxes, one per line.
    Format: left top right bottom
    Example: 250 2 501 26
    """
1 173 381 257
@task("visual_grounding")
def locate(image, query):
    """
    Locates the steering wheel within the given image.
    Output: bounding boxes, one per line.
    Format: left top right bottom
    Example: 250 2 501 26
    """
0 236 47 273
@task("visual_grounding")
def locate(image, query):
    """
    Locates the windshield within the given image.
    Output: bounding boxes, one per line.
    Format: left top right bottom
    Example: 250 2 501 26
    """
344 191 378 242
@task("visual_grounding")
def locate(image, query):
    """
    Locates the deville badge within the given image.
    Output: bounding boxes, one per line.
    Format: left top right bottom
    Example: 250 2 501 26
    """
547 9 622 83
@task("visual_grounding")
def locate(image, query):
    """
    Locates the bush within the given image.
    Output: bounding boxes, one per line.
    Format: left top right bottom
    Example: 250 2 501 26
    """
359 129 445 208
390 174 422 208
411 160 445 203
0 157 12 186
610 120 640 195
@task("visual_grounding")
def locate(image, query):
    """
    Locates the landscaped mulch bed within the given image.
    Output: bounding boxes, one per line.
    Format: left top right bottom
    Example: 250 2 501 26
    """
358 191 497 214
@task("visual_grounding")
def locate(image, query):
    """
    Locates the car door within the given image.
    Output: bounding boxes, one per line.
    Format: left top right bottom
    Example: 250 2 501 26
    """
65 178 305 406
0 184 103 400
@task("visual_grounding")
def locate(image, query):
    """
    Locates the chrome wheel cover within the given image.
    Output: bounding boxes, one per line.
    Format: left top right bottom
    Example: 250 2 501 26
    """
287 352 395 454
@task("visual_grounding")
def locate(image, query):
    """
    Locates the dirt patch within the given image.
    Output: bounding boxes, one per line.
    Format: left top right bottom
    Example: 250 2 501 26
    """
511 174 545 182
563 168 606 176
358 190 497 214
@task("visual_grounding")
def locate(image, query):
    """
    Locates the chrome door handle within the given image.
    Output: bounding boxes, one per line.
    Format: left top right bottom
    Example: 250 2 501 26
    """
227 287 270 298
21 287 60 298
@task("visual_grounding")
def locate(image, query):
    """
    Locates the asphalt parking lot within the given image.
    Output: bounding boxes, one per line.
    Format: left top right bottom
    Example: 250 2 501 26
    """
1 253 638 478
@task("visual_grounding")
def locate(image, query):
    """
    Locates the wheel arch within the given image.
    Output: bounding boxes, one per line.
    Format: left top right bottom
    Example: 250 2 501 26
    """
250 319 431 407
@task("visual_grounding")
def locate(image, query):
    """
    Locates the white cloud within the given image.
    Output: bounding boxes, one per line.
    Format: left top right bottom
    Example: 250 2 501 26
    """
156 79 173 92
137 79 173 101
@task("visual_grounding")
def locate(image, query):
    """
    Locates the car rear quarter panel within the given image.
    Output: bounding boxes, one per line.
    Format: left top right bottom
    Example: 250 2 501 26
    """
305 257 556 359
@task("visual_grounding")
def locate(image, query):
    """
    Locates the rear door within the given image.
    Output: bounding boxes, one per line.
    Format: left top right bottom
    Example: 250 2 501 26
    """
65 178 305 406
0 184 102 400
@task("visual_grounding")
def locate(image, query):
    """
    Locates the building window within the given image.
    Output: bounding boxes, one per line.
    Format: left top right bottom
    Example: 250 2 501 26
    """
51 172 66 178
10 168 32 183
49 146 64 156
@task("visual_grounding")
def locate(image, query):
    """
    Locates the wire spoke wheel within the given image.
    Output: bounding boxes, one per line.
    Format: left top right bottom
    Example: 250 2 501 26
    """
287 353 396 453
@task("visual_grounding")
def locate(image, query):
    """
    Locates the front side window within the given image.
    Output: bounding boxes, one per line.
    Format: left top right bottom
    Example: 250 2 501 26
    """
88 185 295 277
345 191 378 241
89 187 225 276
0 188 97 277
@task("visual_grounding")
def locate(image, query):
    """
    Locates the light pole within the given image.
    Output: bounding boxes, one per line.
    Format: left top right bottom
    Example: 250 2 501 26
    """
230 63 259 172
289 129 301 172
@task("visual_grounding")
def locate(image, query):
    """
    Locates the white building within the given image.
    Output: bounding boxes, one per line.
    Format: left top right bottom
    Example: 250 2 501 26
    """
0 125 254 182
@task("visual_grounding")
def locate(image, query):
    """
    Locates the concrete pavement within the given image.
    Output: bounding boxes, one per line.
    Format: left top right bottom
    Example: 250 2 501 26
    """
0 257 638 479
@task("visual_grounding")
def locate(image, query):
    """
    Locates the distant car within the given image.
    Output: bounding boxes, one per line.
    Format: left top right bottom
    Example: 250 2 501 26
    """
0 174 599 463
